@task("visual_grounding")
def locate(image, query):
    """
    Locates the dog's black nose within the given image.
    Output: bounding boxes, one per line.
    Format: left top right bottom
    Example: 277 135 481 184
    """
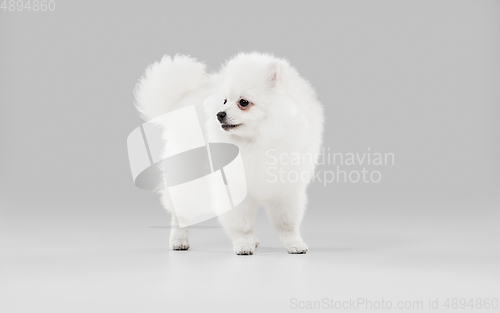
217 111 226 123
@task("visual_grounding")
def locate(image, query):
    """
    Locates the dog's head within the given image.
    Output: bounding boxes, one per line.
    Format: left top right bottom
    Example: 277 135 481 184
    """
212 53 292 139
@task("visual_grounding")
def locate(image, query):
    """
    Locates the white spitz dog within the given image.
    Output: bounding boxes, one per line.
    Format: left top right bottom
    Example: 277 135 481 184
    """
134 52 324 254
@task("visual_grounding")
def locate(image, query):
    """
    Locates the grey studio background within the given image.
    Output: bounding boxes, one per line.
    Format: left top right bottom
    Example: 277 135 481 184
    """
1 1 499 312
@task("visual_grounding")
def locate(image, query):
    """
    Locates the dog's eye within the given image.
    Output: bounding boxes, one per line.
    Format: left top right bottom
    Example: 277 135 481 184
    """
223 99 227 105
239 99 249 107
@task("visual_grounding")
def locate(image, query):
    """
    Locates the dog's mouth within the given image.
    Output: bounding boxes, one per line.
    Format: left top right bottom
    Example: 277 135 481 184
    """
221 123 241 131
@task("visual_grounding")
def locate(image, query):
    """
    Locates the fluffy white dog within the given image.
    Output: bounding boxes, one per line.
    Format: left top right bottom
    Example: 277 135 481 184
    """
134 52 324 254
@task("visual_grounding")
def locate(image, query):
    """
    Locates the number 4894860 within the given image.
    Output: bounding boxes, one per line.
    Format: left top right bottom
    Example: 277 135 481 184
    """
1 0 56 11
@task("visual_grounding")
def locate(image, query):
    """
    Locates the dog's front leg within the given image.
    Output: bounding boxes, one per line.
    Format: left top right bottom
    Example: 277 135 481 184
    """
265 191 309 254
218 196 259 255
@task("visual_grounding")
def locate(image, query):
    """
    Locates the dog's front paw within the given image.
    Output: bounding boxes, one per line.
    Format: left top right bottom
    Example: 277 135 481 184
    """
287 242 308 254
254 235 260 248
171 239 190 251
234 244 255 255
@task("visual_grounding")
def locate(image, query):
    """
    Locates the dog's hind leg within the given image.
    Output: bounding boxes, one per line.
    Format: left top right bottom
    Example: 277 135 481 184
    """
169 211 190 250
160 191 190 250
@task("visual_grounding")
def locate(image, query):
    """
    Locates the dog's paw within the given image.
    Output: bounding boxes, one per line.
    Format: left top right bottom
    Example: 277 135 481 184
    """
254 235 260 248
234 244 255 255
287 242 308 254
171 240 190 251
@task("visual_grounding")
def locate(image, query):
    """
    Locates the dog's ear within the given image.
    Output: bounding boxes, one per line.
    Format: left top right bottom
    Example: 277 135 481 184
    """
267 60 284 88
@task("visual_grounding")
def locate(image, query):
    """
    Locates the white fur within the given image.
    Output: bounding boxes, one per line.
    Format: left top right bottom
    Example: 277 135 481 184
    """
134 52 324 254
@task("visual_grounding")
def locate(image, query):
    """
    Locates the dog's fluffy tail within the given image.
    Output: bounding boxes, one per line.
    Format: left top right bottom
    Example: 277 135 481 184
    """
133 54 209 121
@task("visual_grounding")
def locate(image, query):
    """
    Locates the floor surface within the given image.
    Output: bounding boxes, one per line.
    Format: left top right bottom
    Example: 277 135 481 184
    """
1 205 499 313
